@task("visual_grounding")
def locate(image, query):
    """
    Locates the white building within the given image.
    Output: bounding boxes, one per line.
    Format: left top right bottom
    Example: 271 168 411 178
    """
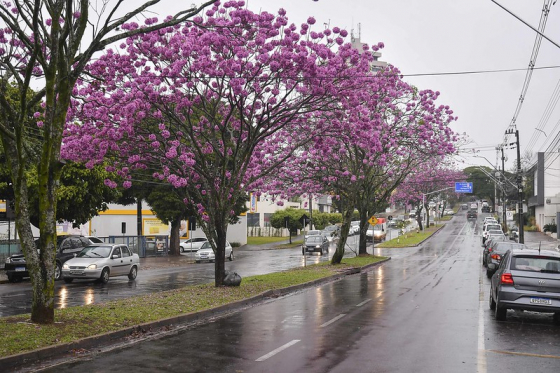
528 151 560 230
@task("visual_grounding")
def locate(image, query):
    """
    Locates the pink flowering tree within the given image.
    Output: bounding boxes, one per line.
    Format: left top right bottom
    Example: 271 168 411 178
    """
392 163 465 229
63 3 371 285
0 0 218 324
264 66 458 260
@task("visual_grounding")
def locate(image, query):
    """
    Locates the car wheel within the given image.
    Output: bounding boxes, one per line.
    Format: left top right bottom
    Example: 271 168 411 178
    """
100 268 110 284
64 278 73 284
54 262 62 281
553 313 560 325
494 295 507 321
228 251 234 261
489 291 496 310
128 266 138 280
7 273 22 283
486 269 493 279
180 246 184 253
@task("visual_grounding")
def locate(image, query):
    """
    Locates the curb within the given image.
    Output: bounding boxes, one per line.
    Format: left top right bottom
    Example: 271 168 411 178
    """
0 258 390 372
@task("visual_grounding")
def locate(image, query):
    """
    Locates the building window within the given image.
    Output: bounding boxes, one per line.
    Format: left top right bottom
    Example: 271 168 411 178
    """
247 213 260 227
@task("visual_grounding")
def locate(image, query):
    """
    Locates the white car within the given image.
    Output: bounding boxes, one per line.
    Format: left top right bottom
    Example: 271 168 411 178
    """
180 237 208 252
61 244 139 284
305 230 322 239
195 241 234 263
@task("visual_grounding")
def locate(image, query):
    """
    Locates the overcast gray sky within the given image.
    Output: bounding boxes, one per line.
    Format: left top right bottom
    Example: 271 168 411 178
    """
158 0 560 171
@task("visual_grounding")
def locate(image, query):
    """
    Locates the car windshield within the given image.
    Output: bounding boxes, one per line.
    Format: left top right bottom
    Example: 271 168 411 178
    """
513 256 560 273
488 230 504 235
307 230 321 236
199 242 212 250
306 236 323 244
77 245 111 258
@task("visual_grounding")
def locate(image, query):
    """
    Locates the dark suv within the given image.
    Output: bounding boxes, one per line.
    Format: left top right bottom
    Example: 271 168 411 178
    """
4 235 94 282
467 210 477 220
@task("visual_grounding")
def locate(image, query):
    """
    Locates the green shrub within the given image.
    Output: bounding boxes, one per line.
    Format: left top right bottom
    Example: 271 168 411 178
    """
543 224 557 233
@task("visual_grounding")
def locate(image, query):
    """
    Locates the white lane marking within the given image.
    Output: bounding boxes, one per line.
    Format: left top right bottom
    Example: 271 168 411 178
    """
255 340 300 362
320 313 346 328
478 298 487 373
356 299 372 307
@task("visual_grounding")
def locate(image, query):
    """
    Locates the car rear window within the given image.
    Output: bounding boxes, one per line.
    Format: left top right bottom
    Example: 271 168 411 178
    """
512 256 560 273
485 224 501 231
493 243 526 254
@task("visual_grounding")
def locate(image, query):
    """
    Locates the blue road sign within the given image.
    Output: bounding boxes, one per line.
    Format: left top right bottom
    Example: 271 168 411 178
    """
455 182 473 193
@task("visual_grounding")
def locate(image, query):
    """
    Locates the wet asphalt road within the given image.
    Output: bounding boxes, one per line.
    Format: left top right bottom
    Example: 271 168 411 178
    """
0 236 367 317
30 211 560 372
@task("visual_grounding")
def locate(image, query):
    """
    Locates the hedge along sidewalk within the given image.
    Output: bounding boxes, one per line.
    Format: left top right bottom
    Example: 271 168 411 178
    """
0 256 389 370
377 225 445 248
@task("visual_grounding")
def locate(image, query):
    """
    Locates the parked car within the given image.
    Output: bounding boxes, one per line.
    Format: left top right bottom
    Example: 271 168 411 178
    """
302 235 329 255
4 235 98 283
179 237 208 252
483 217 498 225
508 226 519 241
195 241 233 263
489 247 560 322
482 235 508 267
61 244 139 284
481 205 491 213
467 210 477 220
486 242 528 278
482 223 502 244
349 221 360 235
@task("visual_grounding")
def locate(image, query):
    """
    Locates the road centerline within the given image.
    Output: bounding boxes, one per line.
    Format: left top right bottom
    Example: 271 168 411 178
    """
355 299 372 307
255 339 300 362
320 313 346 328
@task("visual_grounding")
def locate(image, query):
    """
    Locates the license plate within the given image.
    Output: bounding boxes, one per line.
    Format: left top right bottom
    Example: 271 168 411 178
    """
70 271 84 275
15 267 26 272
530 297 552 305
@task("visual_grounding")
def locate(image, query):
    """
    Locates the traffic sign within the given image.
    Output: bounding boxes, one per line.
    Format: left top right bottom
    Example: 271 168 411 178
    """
368 216 378 226
455 182 473 193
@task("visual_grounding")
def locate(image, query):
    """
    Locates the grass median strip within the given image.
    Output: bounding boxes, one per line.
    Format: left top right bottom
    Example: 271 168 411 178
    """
377 226 444 248
0 255 386 358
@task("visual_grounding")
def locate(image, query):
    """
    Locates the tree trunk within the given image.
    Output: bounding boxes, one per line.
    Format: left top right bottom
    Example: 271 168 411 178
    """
332 206 353 264
214 221 227 286
169 217 181 256
358 208 369 255
416 205 424 231
424 202 430 228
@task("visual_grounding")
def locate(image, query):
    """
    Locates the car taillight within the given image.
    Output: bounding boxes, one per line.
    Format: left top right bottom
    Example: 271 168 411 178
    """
500 273 514 285
491 254 501 260
488 248 493 252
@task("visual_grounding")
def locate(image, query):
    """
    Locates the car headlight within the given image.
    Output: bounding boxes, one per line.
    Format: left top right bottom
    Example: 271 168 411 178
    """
63 263 70 269
316 245 320 248
87 264 97 270
5 258 11 263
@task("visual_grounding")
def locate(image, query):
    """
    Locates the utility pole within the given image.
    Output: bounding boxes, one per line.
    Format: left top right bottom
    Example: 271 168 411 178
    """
505 128 524 244
501 147 506 228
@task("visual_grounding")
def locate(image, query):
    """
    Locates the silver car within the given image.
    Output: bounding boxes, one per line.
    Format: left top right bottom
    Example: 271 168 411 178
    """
180 237 208 252
489 248 560 322
195 241 233 263
61 244 139 284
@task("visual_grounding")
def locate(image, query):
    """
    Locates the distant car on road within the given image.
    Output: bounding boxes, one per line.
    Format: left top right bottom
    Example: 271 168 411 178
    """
305 230 323 239
180 237 208 252
321 225 340 242
61 244 139 284
366 225 386 243
195 241 233 263
461 204 468 210
467 210 477 220
302 235 329 255
489 247 560 322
